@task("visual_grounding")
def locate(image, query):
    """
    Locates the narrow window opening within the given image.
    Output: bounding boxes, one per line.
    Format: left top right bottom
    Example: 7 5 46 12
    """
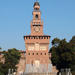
41 53 42 55
32 53 34 55
28 53 30 55
36 53 38 55
45 53 46 55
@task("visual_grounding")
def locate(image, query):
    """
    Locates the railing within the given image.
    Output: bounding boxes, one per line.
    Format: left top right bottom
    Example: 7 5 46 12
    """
33 10 40 12
31 21 43 26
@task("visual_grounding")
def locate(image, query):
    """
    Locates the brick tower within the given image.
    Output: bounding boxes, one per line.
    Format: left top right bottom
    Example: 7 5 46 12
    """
24 1 51 73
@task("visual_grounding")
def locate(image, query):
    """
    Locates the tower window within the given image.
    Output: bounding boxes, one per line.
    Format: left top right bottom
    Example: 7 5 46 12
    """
45 53 46 55
41 53 42 55
35 8 39 10
32 53 34 55
28 53 30 55
29 37 30 39
34 37 35 39
35 14 38 19
47 37 48 39
35 43 39 51
44 37 46 39
36 53 38 55
39 36 40 39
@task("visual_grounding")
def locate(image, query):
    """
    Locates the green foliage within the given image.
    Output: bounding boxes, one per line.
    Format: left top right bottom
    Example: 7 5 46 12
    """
52 38 60 47
70 36 75 47
0 48 21 75
0 63 5 75
0 72 4 75
50 36 75 71
4 48 21 67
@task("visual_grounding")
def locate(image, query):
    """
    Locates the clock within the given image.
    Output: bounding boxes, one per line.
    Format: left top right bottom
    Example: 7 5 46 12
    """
34 26 40 32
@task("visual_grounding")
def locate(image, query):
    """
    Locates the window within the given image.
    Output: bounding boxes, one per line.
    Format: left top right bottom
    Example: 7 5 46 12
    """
35 43 39 51
40 46 46 51
36 53 38 55
28 53 30 55
29 37 30 39
45 53 46 55
41 53 42 55
34 37 35 39
44 37 46 39
32 53 34 55
35 14 38 19
35 8 39 10
39 36 40 39
28 46 34 51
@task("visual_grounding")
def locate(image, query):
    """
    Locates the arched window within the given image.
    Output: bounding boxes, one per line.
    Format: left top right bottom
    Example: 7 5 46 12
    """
35 43 39 51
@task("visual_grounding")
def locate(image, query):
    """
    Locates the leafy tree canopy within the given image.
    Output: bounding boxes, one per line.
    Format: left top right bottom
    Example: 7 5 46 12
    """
50 36 75 71
0 48 21 75
51 38 60 47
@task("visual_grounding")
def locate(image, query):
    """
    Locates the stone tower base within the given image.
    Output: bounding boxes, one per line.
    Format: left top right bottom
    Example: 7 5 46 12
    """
23 73 57 75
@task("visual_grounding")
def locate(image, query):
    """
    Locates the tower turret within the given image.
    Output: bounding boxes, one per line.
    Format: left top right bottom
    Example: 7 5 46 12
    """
34 1 40 10
31 1 43 35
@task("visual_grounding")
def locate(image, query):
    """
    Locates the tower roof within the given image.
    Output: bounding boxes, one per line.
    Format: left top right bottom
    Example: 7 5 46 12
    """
34 1 40 7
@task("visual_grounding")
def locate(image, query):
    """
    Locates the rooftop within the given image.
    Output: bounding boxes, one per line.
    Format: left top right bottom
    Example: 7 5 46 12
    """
34 1 40 7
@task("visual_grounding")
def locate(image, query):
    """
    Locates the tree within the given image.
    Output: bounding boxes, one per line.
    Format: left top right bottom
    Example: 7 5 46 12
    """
0 48 21 75
70 36 75 47
69 36 75 52
51 38 60 47
0 72 4 75
50 37 75 71
4 48 21 67
0 63 4 75
69 36 75 71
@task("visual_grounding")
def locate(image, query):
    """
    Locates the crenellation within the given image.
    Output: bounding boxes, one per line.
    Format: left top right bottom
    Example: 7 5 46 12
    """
24 36 50 40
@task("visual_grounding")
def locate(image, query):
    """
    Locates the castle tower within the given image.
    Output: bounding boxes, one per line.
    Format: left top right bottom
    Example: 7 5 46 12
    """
31 1 43 36
24 1 51 73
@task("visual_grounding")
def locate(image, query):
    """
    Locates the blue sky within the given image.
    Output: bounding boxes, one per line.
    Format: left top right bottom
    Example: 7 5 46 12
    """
0 0 75 50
